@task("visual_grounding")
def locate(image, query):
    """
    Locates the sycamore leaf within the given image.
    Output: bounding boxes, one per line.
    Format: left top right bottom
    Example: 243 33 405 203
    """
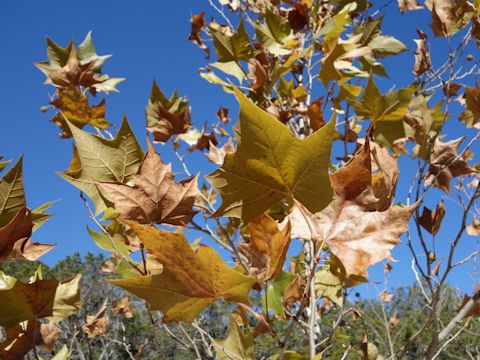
467 216 480 235
238 214 292 282
331 139 399 211
98 138 198 226
146 80 191 143
349 77 413 147
0 157 26 227
82 298 108 339
0 321 60 360
215 315 254 360
315 265 343 305
330 139 372 200
413 29 431 76
426 137 476 193
0 271 81 327
59 116 143 215
316 3 354 41
210 19 253 62
398 0 424 12
319 37 371 87
207 87 335 224
36 34 123 94
111 297 133 318
419 200 445 235
289 193 416 277
253 10 294 56
406 94 446 159
262 271 294 317
109 221 256 323
428 0 475 37
51 87 109 138
207 138 235 165
188 12 210 58
460 84 480 128
368 35 408 58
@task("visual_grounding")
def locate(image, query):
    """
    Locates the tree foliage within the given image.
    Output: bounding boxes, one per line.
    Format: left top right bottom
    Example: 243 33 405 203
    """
1 1 480 359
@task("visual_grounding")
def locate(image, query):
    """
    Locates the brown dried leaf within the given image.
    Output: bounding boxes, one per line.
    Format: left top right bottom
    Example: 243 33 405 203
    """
188 12 210 58
238 214 292 282
111 297 134 318
216 107 231 124
426 137 476 193
82 298 108 339
283 275 305 307
380 291 394 303
39 322 61 352
413 29 431 76
0 207 54 262
467 216 480 236
248 59 267 90
206 138 235 165
307 97 326 132
331 139 371 200
146 80 191 143
98 138 198 226
290 192 416 277
418 200 445 235
428 0 475 37
398 0 424 12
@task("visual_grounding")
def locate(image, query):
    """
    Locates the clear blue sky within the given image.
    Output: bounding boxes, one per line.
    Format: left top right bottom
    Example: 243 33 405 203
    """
0 1 478 294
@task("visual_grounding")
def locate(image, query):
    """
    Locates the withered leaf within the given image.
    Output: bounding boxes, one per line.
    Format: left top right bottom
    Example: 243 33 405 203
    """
428 0 475 37
216 107 231 124
0 321 60 360
467 216 480 236
111 297 133 318
248 59 267 90
98 138 198 226
188 12 210 58
398 0 424 12
426 137 476 193
289 192 416 277
238 214 292 282
50 87 109 138
82 298 108 339
109 221 256 323
206 138 235 165
413 29 431 76
418 200 445 235
146 80 191 143
307 97 326 132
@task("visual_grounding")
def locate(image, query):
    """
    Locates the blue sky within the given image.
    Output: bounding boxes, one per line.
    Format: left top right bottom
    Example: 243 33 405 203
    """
0 1 478 294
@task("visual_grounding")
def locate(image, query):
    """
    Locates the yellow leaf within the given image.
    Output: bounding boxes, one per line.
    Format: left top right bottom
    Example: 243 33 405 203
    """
109 221 256 323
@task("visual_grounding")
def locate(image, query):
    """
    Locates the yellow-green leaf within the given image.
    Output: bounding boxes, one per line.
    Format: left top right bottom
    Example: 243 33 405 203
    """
215 315 254 360
59 116 143 215
207 87 335 223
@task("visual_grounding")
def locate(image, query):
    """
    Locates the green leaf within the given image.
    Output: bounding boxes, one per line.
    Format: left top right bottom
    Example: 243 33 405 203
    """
253 11 293 56
210 61 245 83
350 77 413 122
207 87 335 224
210 19 253 62
368 35 408 58
215 315 254 360
263 271 294 317
87 226 132 259
59 116 143 215
316 3 354 41
0 157 26 228
77 31 112 72
31 200 57 232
